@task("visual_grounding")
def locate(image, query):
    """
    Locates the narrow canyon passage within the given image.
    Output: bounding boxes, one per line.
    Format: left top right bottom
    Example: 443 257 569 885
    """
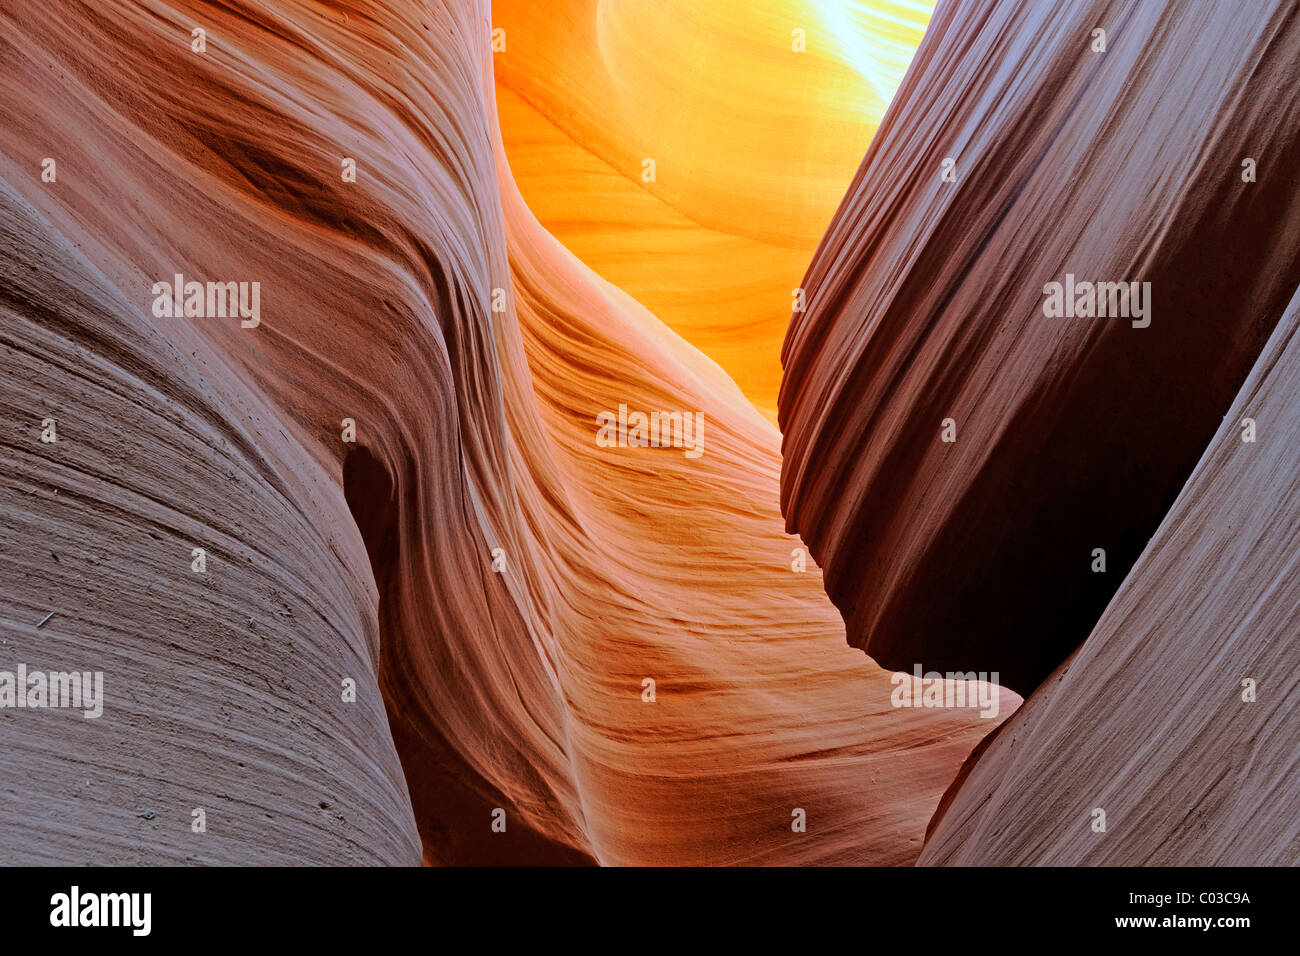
0 0 1291 870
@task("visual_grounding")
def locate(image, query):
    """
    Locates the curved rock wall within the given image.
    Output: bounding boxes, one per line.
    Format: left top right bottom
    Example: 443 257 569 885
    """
0 0 1005 865
779 0 1300 864
780 0 1300 693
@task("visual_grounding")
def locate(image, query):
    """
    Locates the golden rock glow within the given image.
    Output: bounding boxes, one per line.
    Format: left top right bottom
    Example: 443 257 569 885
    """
494 0 933 421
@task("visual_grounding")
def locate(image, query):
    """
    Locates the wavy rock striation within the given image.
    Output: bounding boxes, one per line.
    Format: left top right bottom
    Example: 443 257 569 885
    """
780 0 1300 694
0 0 1007 864
921 288 1300 865
494 0 933 421
780 0 1299 864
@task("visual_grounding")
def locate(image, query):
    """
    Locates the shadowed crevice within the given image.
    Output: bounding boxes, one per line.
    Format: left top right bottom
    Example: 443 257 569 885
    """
342 445 595 865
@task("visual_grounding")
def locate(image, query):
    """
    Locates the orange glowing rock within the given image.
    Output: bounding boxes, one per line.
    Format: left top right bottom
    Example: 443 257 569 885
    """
494 0 933 421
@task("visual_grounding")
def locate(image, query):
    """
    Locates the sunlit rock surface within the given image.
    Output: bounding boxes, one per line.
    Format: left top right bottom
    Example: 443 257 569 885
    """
494 0 932 421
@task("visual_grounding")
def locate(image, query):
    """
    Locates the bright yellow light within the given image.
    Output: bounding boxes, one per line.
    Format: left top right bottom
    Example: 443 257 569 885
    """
495 0 933 422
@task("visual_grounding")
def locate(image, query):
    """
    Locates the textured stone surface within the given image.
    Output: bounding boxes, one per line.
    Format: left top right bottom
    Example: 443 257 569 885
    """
0 0 1005 865
779 0 1299 865
922 288 1300 865
780 0 1300 693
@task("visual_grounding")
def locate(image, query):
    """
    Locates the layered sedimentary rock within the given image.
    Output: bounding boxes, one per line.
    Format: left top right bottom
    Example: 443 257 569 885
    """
922 289 1300 865
0 0 1007 865
495 149 1018 865
780 0 1300 864
494 0 932 421
780 0 1300 693
0 180 420 865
